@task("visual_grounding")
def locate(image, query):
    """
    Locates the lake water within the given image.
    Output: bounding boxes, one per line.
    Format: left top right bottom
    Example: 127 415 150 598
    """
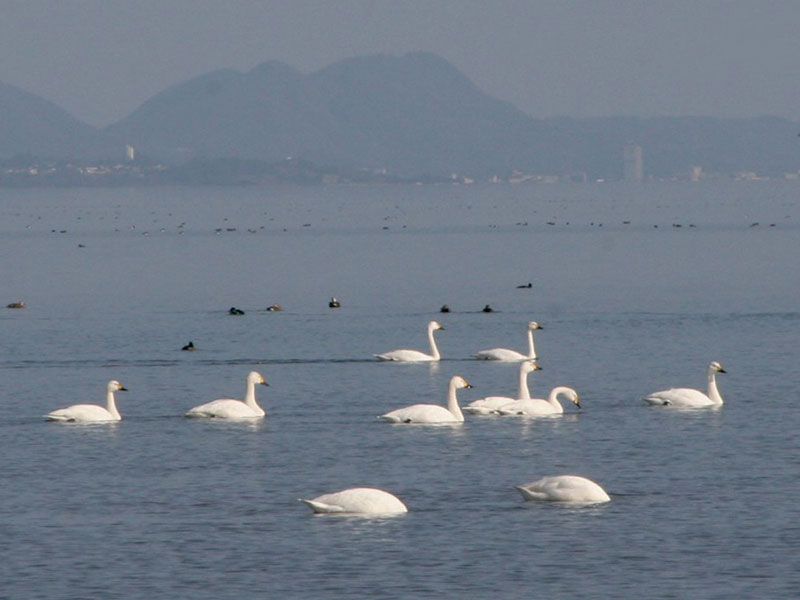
1 181 799 599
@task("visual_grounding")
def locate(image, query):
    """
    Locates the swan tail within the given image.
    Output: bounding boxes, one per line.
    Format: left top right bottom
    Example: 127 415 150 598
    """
299 499 345 514
642 395 670 406
44 413 72 422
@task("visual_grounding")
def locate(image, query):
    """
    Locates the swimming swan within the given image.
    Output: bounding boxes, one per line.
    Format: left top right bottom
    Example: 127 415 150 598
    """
642 361 726 408
464 361 541 415
515 475 610 504
185 371 268 418
380 376 471 423
496 386 580 416
45 380 128 422
472 321 542 361
299 487 408 515
375 320 444 362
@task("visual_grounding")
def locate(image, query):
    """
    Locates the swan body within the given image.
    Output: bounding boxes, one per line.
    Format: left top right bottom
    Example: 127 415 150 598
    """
300 487 408 515
45 380 128 423
516 475 610 504
473 321 542 361
375 320 444 362
465 361 540 415
497 386 580 416
380 376 471 423
642 361 726 408
185 371 268 418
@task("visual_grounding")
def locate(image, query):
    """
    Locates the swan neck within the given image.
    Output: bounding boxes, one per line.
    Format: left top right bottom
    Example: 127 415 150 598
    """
244 379 259 409
518 368 532 400
427 326 441 360
106 391 120 420
548 387 569 408
707 372 723 405
446 381 464 421
526 328 537 359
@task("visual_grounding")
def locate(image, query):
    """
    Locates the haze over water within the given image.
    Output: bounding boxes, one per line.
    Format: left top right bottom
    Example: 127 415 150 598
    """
1 181 799 598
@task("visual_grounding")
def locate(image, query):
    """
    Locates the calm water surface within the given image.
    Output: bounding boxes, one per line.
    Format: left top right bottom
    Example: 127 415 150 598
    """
1 182 799 598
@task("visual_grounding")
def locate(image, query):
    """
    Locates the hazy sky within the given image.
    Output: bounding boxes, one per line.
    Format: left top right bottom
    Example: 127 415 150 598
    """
2 0 799 127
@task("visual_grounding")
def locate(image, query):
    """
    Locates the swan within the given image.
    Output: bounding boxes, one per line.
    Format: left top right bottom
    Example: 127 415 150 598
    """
642 361 726 408
375 320 444 362
464 361 541 415
45 380 128 423
299 487 408 515
496 386 580 416
473 321 542 361
380 376 471 423
515 475 610 504
185 371 268 418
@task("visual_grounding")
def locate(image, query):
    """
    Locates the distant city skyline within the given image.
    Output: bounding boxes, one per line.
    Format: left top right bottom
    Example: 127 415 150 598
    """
2 1 800 127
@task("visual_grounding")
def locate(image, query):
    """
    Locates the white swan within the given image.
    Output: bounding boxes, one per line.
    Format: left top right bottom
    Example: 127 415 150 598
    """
45 380 128 423
496 386 580 416
515 475 610 504
472 321 542 361
185 371 268 418
642 361 726 408
375 320 444 362
299 487 408 515
464 361 541 415
380 375 471 423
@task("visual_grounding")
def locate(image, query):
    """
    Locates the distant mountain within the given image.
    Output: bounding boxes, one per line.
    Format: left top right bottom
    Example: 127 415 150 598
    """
0 81 116 160
3 53 800 180
105 52 548 177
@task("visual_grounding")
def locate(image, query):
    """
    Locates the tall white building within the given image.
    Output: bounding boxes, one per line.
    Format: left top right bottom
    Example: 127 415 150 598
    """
623 144 643 182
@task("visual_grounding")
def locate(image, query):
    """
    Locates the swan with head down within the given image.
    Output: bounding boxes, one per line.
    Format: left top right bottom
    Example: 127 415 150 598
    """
375 320 444 362
642 361 726 408
496 386 580 416
473 321 542 361
464 361 541 415
299 487 408 515
515 475 610 504
380 376 472 423
185 371 268 418
45 380 128 423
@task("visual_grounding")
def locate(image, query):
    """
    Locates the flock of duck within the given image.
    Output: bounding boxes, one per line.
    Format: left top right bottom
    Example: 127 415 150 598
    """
41 318 726 515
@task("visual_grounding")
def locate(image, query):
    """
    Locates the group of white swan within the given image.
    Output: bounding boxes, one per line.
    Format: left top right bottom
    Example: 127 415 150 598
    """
45 371 269 423
375 320 542 362
298 474 611 515
42 319 727 513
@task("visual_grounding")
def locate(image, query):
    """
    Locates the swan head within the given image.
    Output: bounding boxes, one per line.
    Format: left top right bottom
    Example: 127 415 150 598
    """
108 380 128 392
521 361 542 373
451 376 472 390
710 361 726 374
527 321 542 330
248 371 269 386
428 321 444 331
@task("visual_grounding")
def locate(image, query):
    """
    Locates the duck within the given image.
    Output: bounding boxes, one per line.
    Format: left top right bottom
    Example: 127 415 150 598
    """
440 304 451 313
496 386 580 416
181 341 195 351
515 475 610 504
482 304 494 313
375 320 444 362
329 297 341 308
299 488 408 515
516 283 533 289
473 321 542 361
185 371 268 418
464 361 541 415
266 304 282 312
229 307 245 315
6 301 25 309
45 380 128 423
379 376 472 424
642 361 726 408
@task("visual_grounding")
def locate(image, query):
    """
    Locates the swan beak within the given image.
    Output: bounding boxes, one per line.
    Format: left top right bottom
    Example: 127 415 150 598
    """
119 386 128 392
260 381 270 387
574 397 581 409
718 367 727 373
